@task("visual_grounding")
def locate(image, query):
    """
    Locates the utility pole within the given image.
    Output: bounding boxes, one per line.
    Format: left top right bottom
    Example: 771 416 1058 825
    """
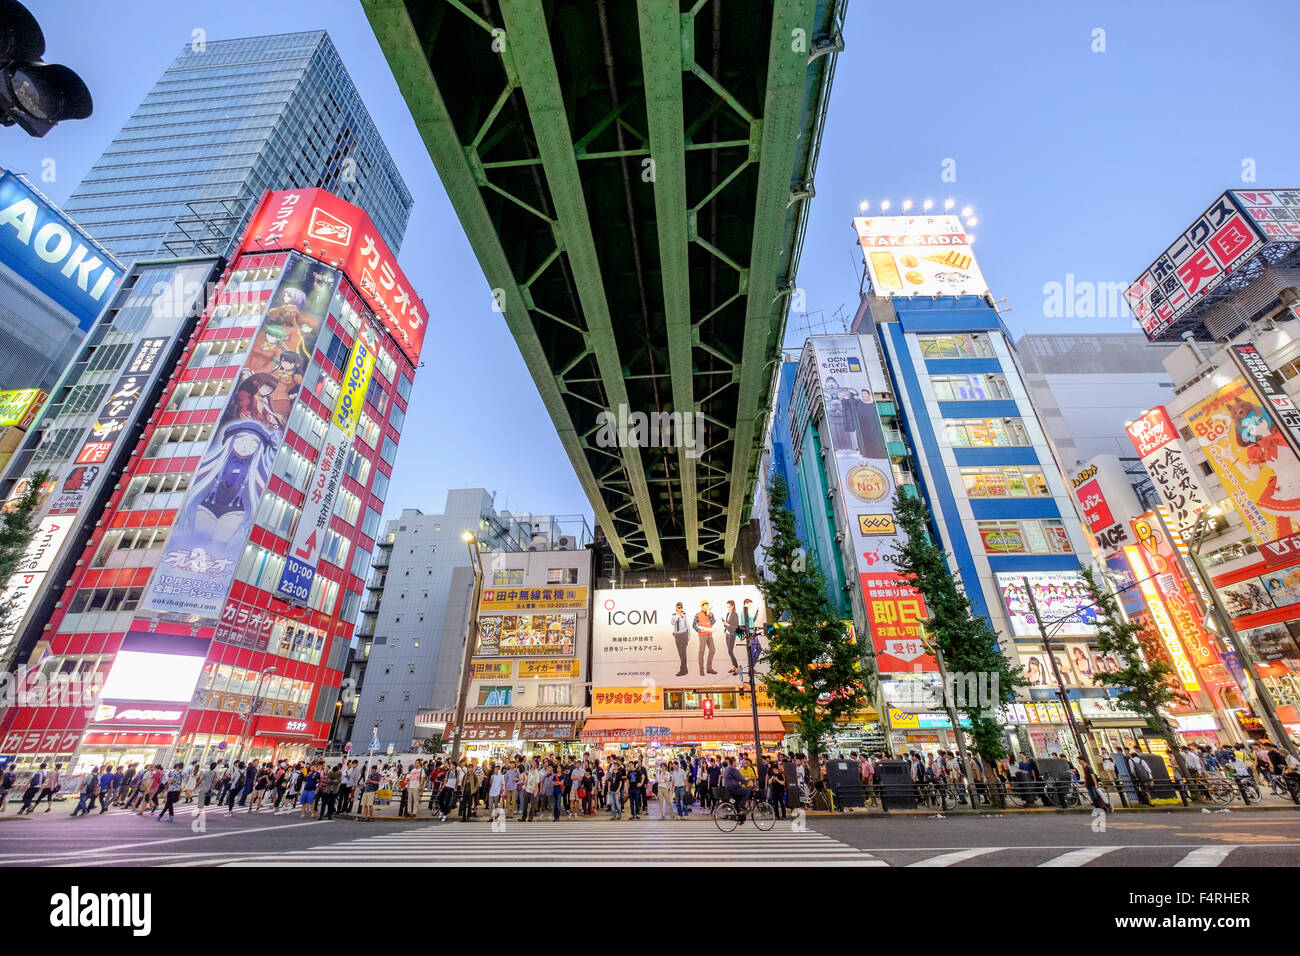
1023 577 1092 766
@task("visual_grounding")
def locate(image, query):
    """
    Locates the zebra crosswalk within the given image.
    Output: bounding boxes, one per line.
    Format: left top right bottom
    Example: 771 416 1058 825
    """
151 823 1291 868
198 821 887 867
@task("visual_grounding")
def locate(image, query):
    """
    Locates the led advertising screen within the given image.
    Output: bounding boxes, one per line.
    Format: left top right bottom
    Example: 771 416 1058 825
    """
853 215 988 298
142 253 341 619
100 651 206 703
996 572 1099 638
591 585 767 691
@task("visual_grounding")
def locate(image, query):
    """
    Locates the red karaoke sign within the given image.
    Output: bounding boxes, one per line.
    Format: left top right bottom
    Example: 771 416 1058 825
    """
240 188 427 365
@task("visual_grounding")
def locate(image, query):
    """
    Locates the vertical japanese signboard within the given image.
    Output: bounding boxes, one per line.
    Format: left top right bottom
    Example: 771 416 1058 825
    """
805 337 935 673
142 253 340 618
275 325 377 604
1126 406 1211 533
1070 455 1141 553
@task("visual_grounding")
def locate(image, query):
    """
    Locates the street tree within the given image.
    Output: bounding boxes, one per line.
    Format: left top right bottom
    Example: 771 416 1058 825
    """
0 470 50 657
757 476 868 780
888 488 1025 761
420 734 445 755
1080 564 1189 767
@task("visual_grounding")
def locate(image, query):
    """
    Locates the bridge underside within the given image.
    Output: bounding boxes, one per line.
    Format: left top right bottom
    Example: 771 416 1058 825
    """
365 0 843 569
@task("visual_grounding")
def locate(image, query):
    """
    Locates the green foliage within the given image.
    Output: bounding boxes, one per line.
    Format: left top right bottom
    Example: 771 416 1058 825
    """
756 476 868 765
1080 565 1187 733
0 470 50 660
888 489 1025 760
421 734 445 755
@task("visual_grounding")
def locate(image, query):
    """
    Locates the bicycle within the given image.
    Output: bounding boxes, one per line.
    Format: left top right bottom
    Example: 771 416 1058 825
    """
712 791 776 833
1042 779 1082 810
916 779 957 812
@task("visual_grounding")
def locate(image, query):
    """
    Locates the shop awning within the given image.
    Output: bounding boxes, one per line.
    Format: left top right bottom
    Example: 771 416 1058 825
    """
579 715 786 744
415 707 586 727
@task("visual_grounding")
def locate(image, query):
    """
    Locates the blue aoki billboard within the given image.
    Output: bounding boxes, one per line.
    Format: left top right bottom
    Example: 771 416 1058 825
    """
0 168 124 330
141 252 341 618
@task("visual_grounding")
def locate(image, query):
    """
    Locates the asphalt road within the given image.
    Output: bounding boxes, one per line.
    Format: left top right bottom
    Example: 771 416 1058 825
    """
0 801 1297 866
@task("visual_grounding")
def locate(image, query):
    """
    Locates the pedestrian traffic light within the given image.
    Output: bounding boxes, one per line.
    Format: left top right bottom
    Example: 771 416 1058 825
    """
0 0 93 137
702 698 714 719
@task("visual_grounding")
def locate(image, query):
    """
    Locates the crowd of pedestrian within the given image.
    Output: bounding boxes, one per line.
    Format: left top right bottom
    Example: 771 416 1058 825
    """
1 739 1296 821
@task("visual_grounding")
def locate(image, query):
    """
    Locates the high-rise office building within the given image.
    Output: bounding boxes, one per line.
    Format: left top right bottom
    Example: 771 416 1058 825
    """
61 31 412 262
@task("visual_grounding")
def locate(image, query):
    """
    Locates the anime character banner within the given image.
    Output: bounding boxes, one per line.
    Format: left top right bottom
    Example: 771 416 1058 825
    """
141 253 340 619
1185 375 1300 546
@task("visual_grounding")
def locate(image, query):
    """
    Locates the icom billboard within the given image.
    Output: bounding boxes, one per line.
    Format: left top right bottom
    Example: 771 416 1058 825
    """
592 585 767 692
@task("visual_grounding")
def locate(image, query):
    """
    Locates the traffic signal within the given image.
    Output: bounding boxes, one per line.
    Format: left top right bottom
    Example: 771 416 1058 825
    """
0 0 93 137
701 698 714 719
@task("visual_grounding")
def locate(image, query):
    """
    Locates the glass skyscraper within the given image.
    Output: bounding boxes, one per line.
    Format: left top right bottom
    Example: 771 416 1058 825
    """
62 31 412 261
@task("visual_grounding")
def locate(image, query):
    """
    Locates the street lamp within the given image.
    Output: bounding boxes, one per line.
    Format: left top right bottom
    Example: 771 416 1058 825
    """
448 531 486 765
1186 508 1296 757
235 666 277 763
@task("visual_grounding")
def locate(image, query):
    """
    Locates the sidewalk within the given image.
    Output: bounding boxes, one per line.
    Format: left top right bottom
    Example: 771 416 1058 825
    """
334 791 1300 823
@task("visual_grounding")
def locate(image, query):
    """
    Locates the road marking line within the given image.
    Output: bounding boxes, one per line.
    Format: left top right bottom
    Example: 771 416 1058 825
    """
1174 845 1239 866
908 847 1004 867
1038 846 1121 867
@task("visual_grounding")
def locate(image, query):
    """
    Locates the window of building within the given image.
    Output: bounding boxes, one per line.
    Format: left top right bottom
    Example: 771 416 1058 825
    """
976 519 1073 555
943 417 1032 447
929 373 1012 401
492 569 525 587
361 507 382 541
477 685 512 706
537 684 572 705
545 567 578 585
915 332 995 360
663 690 739 710
959 466 1050 498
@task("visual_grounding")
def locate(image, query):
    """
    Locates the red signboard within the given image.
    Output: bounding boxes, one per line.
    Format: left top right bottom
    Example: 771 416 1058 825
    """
1260 532 1300 569
240 189 426 365
860 573 936 673
255 715 315 737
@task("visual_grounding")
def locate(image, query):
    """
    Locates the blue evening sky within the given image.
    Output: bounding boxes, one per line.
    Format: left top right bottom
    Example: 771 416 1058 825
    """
8 0 1299 529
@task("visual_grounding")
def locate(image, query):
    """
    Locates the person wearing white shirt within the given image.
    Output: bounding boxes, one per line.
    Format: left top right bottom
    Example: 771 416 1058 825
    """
522 762 541 822
405 760 424 819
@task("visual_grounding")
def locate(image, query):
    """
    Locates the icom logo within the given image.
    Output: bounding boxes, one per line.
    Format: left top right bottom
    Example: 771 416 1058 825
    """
602 598 657 626
307 207 352 246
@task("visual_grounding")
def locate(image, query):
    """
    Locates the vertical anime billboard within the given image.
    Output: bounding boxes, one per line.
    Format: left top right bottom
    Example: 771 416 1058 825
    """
141 253 340 618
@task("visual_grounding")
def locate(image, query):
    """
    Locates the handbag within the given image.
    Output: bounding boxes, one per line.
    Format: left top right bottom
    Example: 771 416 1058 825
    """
577 786 586 799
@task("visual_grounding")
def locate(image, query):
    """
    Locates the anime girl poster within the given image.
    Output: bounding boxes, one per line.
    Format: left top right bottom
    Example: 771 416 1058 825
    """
1185 377 1300 545
141 253 340 619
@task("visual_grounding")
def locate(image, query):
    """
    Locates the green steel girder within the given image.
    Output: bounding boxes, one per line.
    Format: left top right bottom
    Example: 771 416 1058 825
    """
499 0 664 568
722 0 818 565
363 0 632 569
636 0 698 567
364 0 843 572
